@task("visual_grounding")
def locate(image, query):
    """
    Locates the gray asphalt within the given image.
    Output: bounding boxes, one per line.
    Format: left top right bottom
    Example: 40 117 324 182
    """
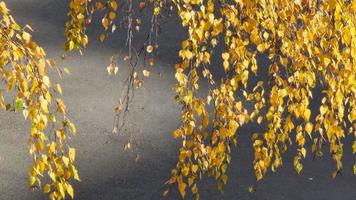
0 1 355 200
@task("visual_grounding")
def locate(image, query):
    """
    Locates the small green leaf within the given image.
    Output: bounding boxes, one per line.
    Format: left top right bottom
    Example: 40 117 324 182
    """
15 99 24 111
11 23 21 31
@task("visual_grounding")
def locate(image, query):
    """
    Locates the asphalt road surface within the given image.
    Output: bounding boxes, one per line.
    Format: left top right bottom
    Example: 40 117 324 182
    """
0 1 355 200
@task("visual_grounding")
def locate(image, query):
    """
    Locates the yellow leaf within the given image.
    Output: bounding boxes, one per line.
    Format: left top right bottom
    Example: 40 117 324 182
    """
102 17 109 30
223 60 229 71
56 84 63 95
248 185 254 193
48 142 56 154
56 98 66 114
173 129 182 139
193 101 203 116
301 148 306 158
35 141 44 151
229 120 238 136
162 190 169 197
263 32 269 39
108 11 116 20
48 172 56 182
22 32 31 43
183 91 192 105
42 76 51 88
29 175 36 186
324 57 331 66
69 148 76 161
39 96 49 113
38 59 46 76
67 122 76 134
332 170 338 179
221 174 228 184
0 2 8 14
222 52 229 60
191 165 198 173
110 1 118 10
202 114 209 128
68 41 75 50
143 69 150 77
305 122 313 137
99 33 106 42
320 105 328 115
59 183 65 198
182 166 189 176
63 67 71 74
70 165 80 181
62 156 70 167
23 109 29 119
7 76 15 91
303 109 311 121
251 61 258 74
178 181 187 198
44 184 51 193
67 184 74 199
45 91 52 103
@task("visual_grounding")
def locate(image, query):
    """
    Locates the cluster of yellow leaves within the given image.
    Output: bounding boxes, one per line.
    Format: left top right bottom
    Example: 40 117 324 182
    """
66 0 160 88
1 2 78 199
166 0 356 199
65 0 120 49
65 0 355 199
65 0 89 51
167 0 251 198
93 0 119 42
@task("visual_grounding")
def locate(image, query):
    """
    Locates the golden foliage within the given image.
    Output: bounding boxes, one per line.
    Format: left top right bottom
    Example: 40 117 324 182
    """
64 0 355 199
4 0 355 199
166 0 356 198
1 2 78 199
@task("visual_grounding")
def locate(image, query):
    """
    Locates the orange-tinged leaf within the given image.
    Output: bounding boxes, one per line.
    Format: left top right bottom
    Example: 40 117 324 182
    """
108 11 116 20
178 181 187 198
110 1 118 10
44 184 51 193
99 33 106 42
